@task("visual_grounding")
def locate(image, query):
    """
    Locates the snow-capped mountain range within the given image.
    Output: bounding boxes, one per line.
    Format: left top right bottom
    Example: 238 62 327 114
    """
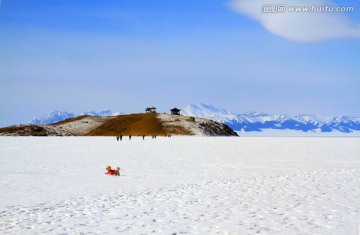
181 103 360 133
28 110 121 125
27 104 360 134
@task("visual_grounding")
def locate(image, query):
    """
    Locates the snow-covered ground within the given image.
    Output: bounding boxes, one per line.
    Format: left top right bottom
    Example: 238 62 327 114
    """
0 137 359 234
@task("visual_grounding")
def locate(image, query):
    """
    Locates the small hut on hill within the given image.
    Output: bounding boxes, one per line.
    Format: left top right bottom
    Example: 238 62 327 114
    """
170 108 181 115
146 106 157 113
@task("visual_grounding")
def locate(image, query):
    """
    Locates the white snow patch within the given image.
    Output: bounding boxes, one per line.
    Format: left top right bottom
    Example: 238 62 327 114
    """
48 116 114 135
157 113 215 136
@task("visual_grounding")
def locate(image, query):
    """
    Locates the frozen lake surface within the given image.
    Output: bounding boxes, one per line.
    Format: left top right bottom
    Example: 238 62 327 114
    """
0 137 359 234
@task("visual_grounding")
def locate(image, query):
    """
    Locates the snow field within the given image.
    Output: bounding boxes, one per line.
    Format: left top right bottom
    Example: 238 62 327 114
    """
0 137 359 234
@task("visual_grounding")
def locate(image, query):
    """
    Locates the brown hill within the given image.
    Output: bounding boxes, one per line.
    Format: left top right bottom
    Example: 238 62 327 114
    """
87 113 173 136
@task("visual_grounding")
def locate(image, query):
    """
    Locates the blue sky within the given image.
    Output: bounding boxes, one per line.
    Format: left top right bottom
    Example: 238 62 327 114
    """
0 0 359 126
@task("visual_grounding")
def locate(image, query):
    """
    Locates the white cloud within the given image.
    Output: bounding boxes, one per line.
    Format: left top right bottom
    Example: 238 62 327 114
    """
228 0 360 42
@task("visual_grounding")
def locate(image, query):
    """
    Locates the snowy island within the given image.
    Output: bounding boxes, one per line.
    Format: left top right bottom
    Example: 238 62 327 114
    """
0 113 238 137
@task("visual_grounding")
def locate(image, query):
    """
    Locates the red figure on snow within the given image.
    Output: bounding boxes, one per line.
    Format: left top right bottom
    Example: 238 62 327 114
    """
105 166 120 176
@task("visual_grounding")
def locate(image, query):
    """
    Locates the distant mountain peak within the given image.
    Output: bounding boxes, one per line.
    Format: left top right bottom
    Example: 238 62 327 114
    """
26 105 360 134
28 111 76 125
181 103 360 134
182 103 238 123
28 110 122 125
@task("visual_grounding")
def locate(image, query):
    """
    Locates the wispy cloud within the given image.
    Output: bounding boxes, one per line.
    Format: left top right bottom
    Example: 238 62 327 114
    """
228 0 360 42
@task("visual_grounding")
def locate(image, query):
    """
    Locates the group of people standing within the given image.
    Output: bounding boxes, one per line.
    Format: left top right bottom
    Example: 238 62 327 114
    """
116 134 172 141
